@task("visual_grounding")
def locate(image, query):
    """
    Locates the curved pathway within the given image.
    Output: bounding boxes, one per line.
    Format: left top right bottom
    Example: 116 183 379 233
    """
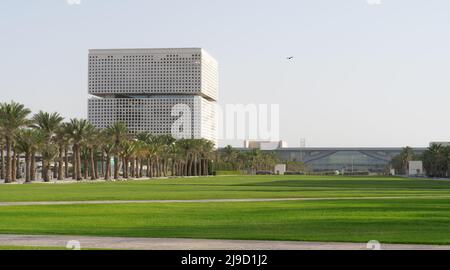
1 195 450 207
0 234 449 250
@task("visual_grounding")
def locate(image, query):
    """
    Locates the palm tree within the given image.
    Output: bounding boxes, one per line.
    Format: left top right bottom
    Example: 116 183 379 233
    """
136 132 152 177
175 139 194 176
66 119 94 181
99 130 115 180
54 124 71 180
423 144 450 177
83 127 101 180
16 129 43 182
134 140 148 178
40 144 58 182
157 135 176 177
105 122 129 180
199 139 214 176
79 147 87 179
31 111 64 181
146 140 158 178
399 147 415 175
0 101 31 183
222 145 238 170
0 135 5 180
31 112 64 138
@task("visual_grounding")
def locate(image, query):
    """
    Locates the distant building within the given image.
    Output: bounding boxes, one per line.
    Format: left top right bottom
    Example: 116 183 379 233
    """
244 140 288 150
274 164 287 175
228 147 427 173
87 48 219 145
408 161 423 176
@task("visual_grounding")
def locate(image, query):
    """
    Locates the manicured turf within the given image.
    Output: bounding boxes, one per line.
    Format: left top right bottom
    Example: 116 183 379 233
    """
1 198 450 244
0 175 450 202
1 175 450 245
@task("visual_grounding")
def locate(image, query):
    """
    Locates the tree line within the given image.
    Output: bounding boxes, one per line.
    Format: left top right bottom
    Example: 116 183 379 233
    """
390 145 450 177
216 145 279 173
0 101 215 183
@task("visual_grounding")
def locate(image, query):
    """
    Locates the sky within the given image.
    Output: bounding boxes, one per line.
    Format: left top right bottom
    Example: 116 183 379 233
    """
1 0 450 147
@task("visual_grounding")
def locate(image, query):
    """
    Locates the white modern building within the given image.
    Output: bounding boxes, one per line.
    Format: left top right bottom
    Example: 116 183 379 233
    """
244 140 288 150
88 48 219 145
408 161 424 176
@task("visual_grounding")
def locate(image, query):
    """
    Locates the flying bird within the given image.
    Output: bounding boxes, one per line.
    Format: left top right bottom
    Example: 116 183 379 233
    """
286 56 294 60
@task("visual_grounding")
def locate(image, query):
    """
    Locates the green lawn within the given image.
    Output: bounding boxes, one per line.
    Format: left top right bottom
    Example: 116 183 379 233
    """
1 175 450 245
0 175 450 202
0 198 450 244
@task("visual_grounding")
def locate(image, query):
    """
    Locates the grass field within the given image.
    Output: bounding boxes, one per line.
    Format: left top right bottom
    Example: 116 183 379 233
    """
1 175 450 202
1 175 450 245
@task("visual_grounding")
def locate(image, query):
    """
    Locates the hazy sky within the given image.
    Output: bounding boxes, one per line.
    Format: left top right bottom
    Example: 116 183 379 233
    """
1 0 450 147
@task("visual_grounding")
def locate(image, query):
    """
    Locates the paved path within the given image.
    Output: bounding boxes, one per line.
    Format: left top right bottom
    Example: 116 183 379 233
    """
1 195 450 207
0 234 448 250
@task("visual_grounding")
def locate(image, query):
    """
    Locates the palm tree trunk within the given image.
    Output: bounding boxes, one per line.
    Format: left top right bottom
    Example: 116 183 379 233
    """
72 146 77 180
137 158 140 178
25 151 31 183
164 159 168 177
192 156 197 176
83 158 89 179
31 151 36 181
152 159 156 177
64 146 69 179
171 159 175 176
133 158 137 178
186 155 192 176
200 158 204 176
130 158 135 178
4 137 11 183
58 145 64 180
149 159 153 177
139 158 143 178
0 145 4 180
11 149 17 182
17 153 21 180
204 159 209 175
77 146 82 181
53 158 58 179
43 160 49 182
114 156 119 179
105 154 111 180
155 157 160 177
90 148 96 180
201 159 205 176
124 157 129 179
94 153 99 180
195 158 199 176
100 154 105 178
151 159 155 177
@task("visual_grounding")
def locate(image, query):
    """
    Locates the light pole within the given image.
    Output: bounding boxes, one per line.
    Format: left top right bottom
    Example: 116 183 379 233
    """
351 155 354 174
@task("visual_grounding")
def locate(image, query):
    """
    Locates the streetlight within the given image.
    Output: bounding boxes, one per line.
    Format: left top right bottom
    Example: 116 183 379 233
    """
351 155 354 174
